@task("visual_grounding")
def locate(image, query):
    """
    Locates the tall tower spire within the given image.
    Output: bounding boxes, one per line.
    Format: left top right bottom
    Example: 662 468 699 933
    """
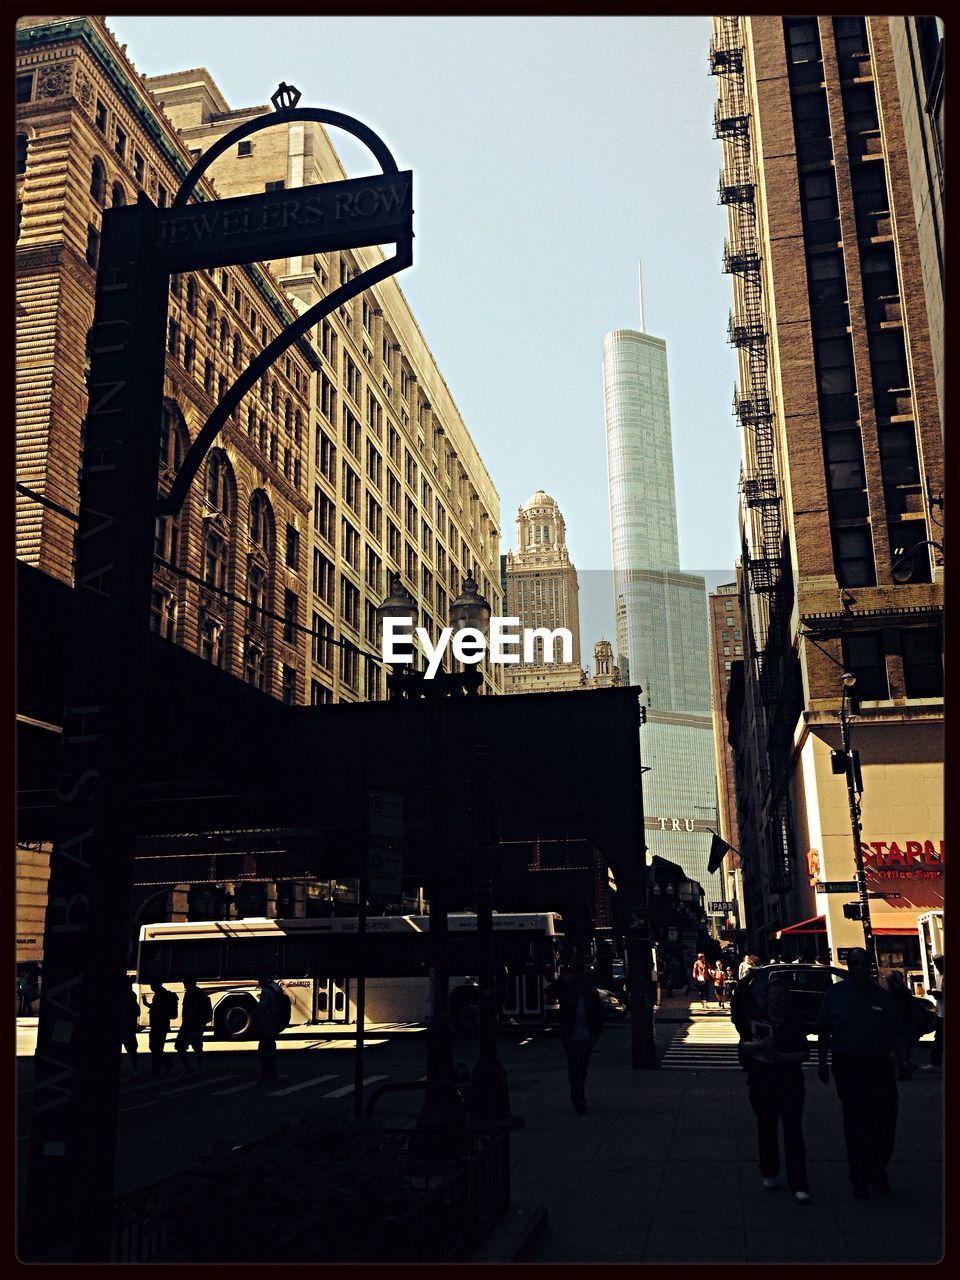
637 259 645 333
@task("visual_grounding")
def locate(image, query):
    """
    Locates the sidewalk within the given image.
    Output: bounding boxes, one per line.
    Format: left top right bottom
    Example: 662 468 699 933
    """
508 992 943 1263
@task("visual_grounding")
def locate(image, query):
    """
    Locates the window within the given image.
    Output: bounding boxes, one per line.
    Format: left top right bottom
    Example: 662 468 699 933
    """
343 353 361 403
387 519 401 564
157 183 168 208
16 74 33 103
232 334 242 369
244 642 265 691
342 461 360 513
16 201 23 241
320 372 336 422
785 19 820 64
312 615 333 669
387 471 401 514
233 287 241 311
237 141 252 157
85 225 100 268
851 162 889 216
834 16 868 58
90 157 106 204
154 514 179 565
247 564 267 627
342 408 360 456
366 495 382 542
365 546 382 595
16 134 27 176
341 518 360 569
900 628 942 697
815 336 856 397
159 404 184 472
388 426 401 466
203 529 228 590
114 125 127 160
315 490 335 544
199 615 223 667
340 644 357 690
205 300 216 339
317 429 336 483
281 665 296 706
218 318 228 353
843 84 879 135
833 525 875 588
95 99 107 132
340 578 359 630
149 589 177 640
869 329 910 392
801 171 838 224
285 523 300 570
313 551 334 603
269 433 278 465
133 151 144 183
283 589 298 644
366 442 382 489
206 453 232 514
878 424 921 489
366 390 382 438
265 180 285 192
842 631 887 700
311 680 333 706
185 277 197 315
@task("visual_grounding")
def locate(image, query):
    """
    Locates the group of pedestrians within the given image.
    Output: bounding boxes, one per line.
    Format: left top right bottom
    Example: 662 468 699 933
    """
690 954 736 1010
739 947 943 1206
121 973 290 1085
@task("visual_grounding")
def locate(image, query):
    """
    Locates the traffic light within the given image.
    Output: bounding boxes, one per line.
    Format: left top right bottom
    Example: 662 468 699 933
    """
830 748 864 792
842 902 863 921
830 749 846 775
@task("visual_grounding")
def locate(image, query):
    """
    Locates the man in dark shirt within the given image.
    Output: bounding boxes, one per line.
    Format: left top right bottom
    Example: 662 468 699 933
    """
740 977 811 1202
544 963 604 1114
817 947 905 1197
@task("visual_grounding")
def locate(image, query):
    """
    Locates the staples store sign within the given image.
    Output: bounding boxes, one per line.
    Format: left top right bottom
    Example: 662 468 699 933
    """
861 839 943 879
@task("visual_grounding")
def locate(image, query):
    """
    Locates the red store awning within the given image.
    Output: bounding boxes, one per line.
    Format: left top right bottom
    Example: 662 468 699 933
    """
770 915 826 939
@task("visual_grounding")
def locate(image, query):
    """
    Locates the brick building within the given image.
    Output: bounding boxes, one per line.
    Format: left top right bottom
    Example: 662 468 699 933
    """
706 582 744 933
712 16 943 971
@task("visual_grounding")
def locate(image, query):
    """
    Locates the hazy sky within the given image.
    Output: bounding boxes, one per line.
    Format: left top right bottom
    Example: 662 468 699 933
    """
109 14 741 651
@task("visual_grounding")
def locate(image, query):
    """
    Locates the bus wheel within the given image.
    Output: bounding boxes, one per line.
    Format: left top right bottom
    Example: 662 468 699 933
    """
451 992 480 1038
214 996 257 1040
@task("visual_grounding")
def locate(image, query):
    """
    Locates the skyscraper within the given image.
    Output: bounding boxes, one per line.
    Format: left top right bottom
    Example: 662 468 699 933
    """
601 273 718 887
502 490 585 693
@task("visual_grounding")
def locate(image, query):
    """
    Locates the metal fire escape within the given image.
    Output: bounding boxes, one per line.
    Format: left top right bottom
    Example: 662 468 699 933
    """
711 16 795 894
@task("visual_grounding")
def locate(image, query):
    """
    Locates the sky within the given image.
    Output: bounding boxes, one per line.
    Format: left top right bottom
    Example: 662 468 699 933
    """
109 14 741 653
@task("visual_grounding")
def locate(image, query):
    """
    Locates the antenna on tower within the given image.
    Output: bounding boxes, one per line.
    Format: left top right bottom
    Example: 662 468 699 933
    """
637 260 645 332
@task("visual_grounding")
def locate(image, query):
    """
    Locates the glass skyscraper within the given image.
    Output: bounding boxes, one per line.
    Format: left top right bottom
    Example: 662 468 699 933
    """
602 315 718 890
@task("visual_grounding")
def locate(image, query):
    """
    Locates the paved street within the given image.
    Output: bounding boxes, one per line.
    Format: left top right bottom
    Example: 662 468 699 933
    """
17 996 943 1262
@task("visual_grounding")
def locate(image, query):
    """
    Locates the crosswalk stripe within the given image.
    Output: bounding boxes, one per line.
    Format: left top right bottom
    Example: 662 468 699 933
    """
159 1074 235 1097
321 1074 389 1099
267 1074 339 1097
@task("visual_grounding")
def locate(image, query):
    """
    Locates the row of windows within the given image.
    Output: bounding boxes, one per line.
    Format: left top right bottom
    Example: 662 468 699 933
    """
843 627 943 700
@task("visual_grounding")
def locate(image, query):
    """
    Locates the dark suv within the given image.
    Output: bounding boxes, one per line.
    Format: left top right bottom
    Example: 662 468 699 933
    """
731 964 844 1035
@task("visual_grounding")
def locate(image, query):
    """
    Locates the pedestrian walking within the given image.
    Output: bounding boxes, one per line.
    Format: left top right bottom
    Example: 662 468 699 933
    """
817 947 905 1198
739 954 760 982
17 972 32 1017
544 963 605 1114
691 954 710 1009
923 954 944 1072
121 975 141 1080
713 960 727 1008
884 970 925 1079
146 981 178 1078
739 978 812 1203
176 977 213 1076
256 975 291 1085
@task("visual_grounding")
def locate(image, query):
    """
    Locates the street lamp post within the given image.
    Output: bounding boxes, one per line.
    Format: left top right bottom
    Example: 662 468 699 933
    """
837 674 879 973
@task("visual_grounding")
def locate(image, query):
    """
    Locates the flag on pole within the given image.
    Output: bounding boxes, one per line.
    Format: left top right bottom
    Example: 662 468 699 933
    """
707 832 733 875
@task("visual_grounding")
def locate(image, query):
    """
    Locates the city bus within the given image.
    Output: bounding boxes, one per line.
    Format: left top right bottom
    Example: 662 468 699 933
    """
136 912 565 1039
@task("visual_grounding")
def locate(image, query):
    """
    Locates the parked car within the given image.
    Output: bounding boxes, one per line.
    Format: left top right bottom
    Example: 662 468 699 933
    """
730 964 844 1035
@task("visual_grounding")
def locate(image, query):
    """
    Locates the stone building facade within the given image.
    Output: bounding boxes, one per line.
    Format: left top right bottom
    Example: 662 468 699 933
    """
502 491 584 693
145 67 504 703
712 16 943 970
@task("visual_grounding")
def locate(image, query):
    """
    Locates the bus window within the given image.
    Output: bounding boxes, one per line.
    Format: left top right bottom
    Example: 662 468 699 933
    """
223 938 279 978
282 937 313 978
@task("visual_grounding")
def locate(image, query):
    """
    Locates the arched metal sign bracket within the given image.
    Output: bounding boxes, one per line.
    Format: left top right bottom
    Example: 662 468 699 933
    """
158 93 412 517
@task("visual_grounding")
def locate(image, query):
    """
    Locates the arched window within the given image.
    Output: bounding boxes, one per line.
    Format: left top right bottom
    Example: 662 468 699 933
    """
219 318 228 353
198 612 223 667
206 451 233 516
16 134 28 176
158 402 186 473
247 564 268 627
111 182 126 207
203 529 229 591
205 301 216 338
249 490 273 552
284 398 293 432
89 157 106 204
232 334 242 369
244 640 265 690
293 410 302 445
185 277 197 315
270 383 278 414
